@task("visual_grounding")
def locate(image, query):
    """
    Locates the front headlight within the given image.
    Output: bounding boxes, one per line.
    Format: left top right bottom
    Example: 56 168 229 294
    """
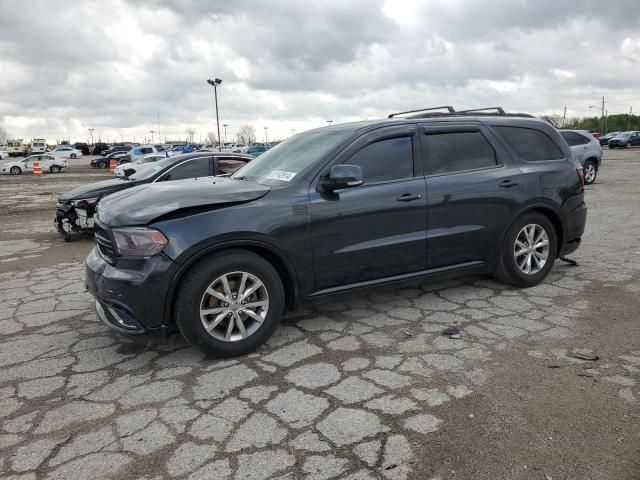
112 227 168 257
72 197 98 208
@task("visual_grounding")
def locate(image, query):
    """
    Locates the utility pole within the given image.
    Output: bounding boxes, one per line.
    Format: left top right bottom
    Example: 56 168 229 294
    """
629 107 633 131
561 107 566 128
157 110 161 143
222 124 229 143
149 130 155 143
264 127 268 144
88 128 94 144
601 96 605 133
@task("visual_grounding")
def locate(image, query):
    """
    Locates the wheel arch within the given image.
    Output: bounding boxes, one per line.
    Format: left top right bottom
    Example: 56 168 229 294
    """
164 241 299 326
503 203 565 259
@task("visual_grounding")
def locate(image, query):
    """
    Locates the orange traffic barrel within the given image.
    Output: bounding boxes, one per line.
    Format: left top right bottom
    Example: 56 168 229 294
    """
110 159 117 173
33 161 42 176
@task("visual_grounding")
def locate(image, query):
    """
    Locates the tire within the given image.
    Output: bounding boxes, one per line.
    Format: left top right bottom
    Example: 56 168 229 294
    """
98 162 107 169
175 249 285 357
625 142 630 149
583 161 597 185
10 166 21 175
494 212 557 288
50 165 61 174
70 153 77 159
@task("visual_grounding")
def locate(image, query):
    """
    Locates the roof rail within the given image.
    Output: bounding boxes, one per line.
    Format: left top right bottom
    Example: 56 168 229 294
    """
456 107 505 114
388 106 456 118
391 105 536 120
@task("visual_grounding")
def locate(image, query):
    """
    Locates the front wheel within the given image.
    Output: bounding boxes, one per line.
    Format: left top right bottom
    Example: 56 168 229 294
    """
583 161 597 185
98 162 107 169
50 165 61 174
625 142 631 149
10 166 21 175
494 213 557 288
70 153 77 159
175 250 285 357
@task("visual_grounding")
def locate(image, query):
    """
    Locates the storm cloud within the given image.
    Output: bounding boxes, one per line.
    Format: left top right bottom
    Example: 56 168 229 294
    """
1 0 638 143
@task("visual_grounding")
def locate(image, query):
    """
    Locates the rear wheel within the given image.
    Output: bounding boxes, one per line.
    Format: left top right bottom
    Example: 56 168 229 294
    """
583 161 597 185
10 166 21 175
175 250 285 357
494 212 557 288
70 153 77 159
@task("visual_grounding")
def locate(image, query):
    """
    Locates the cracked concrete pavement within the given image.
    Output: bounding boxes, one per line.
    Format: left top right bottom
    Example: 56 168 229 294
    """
0 153 639 479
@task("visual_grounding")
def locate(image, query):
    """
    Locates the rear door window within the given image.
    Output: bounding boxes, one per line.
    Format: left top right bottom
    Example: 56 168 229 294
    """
493 126 564 161
423 131 497 175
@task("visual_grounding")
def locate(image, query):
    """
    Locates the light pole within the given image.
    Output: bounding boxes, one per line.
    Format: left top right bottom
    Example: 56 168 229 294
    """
326 120 333 125
222 124 229 143
629 106 633 131
264 127 268 145
206 78 223 151
149 130 155 143
88 128 94 145
588 96 605 133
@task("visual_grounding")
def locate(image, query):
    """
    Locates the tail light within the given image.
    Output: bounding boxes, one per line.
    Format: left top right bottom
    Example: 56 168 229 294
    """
577 167 585 186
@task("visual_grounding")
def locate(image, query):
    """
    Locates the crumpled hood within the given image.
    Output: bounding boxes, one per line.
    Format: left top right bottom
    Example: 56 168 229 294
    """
97 176 271 227
58 178 139 202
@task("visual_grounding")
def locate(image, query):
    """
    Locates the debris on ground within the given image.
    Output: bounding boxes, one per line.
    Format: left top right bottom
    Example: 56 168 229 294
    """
567 348 599 361
442 325 462 339
402 330 413 337
545 363 568 369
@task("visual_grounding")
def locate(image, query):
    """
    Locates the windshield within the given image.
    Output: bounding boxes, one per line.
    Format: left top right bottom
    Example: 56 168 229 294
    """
231 131 351 185
128 157 176 180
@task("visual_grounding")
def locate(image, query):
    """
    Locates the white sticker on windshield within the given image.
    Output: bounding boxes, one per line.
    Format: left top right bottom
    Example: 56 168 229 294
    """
266 170 297 182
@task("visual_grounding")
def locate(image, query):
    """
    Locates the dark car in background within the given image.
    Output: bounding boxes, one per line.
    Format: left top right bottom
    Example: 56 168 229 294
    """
102 145 132 157
608 131 640 149
92 142 110 155
599 131 620 146
73 143 91 155
86 106 587 357
90 151 130 168
57 152 252 240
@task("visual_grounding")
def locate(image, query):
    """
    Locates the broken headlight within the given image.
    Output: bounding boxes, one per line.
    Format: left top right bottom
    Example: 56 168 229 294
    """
72 197 98 208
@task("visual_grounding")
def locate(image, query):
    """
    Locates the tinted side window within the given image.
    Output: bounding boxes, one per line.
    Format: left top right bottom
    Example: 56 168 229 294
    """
424 131 496 175
494 126 564 161
165 157 210 180
560 131 589 146
346 136 413 183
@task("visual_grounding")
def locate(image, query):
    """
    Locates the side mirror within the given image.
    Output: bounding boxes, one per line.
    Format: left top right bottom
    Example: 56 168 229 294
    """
322 164 364 191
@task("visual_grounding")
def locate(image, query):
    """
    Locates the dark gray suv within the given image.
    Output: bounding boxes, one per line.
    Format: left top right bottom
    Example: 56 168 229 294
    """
86 106 587 357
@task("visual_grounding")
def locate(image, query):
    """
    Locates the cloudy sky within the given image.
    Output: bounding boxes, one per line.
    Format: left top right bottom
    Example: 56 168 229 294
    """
1 0 639 144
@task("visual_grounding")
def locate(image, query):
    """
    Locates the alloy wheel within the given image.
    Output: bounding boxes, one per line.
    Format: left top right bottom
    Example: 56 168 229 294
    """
584 163 596 183
199 271 269 342
514 224 550 275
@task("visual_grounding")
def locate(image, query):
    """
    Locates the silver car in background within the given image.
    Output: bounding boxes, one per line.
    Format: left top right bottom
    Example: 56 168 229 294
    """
559 129 602 185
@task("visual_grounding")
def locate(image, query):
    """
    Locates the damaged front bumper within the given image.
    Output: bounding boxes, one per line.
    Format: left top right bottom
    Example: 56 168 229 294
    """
54 202 95 241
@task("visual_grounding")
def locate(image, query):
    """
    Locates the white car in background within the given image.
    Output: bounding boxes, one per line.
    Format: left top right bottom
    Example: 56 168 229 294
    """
221 143 247 153
114 152 169 177
1 154 69 174
50 146 83 159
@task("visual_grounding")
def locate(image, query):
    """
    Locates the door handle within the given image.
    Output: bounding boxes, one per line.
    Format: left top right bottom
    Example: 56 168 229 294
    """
396 193 423 202
499 180 519 188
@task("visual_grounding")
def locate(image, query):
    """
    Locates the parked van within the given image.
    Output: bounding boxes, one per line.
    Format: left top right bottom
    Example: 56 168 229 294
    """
6 139 28 157
31 138 48 154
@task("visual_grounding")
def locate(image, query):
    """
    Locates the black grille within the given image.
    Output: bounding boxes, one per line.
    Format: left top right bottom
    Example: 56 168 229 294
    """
94 222 116 264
